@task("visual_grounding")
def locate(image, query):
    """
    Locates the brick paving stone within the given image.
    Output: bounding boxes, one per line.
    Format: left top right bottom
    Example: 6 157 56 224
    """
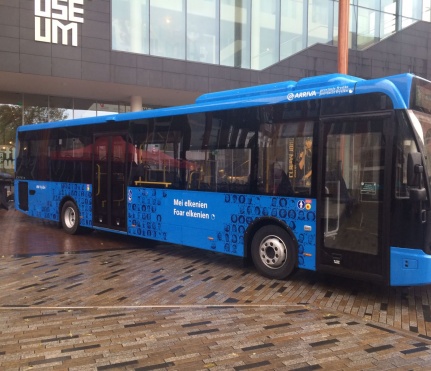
3 210 431 369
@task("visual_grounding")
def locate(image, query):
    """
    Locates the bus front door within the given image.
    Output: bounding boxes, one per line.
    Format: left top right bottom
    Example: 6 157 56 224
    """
319 117 390 282
93 134 128 231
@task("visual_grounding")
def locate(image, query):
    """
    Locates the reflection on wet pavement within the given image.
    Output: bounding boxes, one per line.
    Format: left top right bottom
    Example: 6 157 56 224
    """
2 207 431 370
1 208 145 255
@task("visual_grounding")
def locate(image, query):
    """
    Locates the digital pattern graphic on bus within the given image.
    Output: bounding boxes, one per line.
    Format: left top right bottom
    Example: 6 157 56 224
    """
127 188 316 270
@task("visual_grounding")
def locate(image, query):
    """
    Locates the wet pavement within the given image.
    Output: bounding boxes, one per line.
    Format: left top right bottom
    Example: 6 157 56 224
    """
1 206 431 370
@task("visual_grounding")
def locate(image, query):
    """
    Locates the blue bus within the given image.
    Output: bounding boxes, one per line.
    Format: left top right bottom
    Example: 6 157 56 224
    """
13 73 431 286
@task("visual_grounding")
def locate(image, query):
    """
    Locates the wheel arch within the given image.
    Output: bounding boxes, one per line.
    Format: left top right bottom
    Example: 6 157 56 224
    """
244 217 299 262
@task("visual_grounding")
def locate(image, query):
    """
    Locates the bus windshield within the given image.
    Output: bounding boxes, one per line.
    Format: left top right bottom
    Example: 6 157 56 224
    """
410 110 431 186
410 77 431 187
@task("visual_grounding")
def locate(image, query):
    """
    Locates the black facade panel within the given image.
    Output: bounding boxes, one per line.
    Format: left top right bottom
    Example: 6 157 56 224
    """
20 39 51 57
81 61 110 82
0 24 19 38
0 5 19 26
113 65 137 85
82 20 110 40
20 54 52 75
81 36 110 51
52 58 82 79
0 36 19 53
162 72 186 90
0 51 19 72
148 70 164 88
0 1 431 106
52 44 82 61
111 53 138 68
136 55 164 71
136 69 150 86
82 48 110 64
163 59 187 74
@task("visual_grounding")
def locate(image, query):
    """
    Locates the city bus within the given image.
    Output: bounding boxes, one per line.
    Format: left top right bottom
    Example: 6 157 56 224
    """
13 73 431 286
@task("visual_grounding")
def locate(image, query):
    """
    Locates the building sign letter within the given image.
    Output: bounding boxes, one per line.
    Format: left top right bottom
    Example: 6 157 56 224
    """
34 0 84 47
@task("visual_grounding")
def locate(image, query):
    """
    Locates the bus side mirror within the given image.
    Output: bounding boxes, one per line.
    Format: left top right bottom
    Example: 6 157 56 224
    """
407 152 427 201
407 152 423 187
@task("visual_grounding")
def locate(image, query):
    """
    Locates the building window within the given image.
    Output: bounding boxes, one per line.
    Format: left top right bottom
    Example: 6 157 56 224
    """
150 0 186 59
110 0 429 70
187 0 219 64
220 0 251 68
112 0 149 54
280 0 306 60
251 0 280 69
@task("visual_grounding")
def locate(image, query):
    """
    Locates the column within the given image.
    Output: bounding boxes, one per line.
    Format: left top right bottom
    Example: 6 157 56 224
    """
130 96 143 112
338 0 349 74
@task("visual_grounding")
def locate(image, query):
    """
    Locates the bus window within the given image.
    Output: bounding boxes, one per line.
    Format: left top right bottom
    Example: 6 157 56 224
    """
130 117 187 188
257 121 314 196
16 131 50 181
185 148 251 193
184 109 257 193
297 136 312 186
49 134 91 183
15 138 32 180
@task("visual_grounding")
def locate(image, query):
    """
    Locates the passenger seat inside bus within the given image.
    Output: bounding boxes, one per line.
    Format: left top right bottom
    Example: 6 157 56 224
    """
188 171 201 190
276 170 294 195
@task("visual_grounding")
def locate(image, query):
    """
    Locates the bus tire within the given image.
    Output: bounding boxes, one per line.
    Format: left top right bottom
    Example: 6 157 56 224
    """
251 225 296 280
61 201 80 235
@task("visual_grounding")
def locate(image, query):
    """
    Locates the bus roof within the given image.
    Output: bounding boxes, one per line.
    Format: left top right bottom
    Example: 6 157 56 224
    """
18 72 419 132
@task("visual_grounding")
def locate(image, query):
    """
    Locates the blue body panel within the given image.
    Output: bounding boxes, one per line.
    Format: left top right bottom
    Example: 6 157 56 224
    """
127 188 317 271
390 247 431 286
14 180 317 271
15 180 93 228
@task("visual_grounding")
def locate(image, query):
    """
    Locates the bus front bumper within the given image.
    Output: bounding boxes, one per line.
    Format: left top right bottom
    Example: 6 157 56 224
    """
391 247 431 286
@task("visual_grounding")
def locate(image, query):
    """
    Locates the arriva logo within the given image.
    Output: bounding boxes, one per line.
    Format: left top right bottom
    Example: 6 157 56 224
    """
35 0 84 47
287 91 317 101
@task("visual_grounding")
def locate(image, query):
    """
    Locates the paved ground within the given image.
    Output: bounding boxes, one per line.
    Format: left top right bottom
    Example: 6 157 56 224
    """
1 207 431 370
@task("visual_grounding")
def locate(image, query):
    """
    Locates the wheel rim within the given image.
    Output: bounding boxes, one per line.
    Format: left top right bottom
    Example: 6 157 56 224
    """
259 234 287 269
64 207 76 229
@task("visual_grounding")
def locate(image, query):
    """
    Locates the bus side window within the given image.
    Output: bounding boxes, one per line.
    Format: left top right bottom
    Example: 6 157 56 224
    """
257 119 314 197
297 137 312 186
130 117 188 189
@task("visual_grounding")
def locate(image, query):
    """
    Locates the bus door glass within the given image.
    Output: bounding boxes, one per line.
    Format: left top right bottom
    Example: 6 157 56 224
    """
390 111 426 250
320 117 389 277
93 134 128 230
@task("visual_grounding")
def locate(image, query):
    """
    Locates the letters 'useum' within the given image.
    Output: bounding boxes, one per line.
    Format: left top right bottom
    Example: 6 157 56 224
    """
34 0 84 47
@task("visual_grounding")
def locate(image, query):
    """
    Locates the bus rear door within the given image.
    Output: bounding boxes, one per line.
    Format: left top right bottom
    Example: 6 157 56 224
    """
318 115 392 283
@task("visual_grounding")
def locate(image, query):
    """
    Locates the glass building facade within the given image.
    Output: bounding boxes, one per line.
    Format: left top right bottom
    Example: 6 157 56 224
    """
1 0 431 176
112 0 431 70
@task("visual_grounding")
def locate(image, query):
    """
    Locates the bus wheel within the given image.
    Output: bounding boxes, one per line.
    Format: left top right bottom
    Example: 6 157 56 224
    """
251 225 296 280
61 201 80 235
